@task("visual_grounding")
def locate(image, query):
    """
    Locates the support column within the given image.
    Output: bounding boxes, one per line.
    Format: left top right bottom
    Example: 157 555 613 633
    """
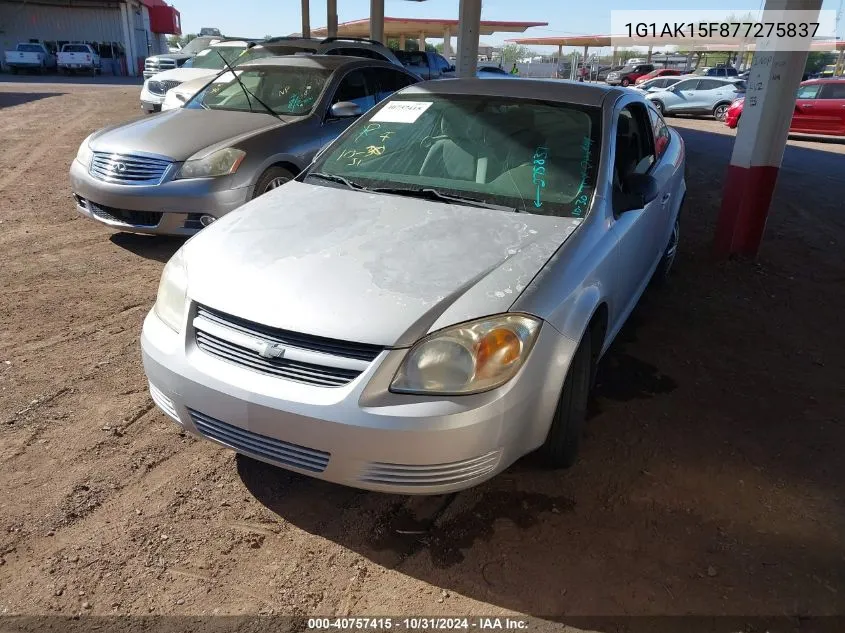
835 48 845 76
646 45 653 62
714 0 822 257
301 0 310 39
327 0 338 38
611 45 617 67
442 28 452 58
418 31 425 51
120 1 136 77
455 0 481 78
399 34 406 51
369 0 384 43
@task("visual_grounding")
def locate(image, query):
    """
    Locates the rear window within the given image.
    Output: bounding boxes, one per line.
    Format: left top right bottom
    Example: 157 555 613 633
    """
63 45 89 53
18 44 44 53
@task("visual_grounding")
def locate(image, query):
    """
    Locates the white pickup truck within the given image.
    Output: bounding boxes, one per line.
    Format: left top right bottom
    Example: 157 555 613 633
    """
4 42 56 73
58 43 100 74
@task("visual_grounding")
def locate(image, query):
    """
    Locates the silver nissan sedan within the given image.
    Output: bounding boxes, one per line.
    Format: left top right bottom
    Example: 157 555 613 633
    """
142 78 686 494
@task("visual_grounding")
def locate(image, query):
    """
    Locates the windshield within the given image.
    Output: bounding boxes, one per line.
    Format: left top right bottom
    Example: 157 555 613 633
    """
182 37 218 55
187 46 246 70
618 65 635 73
307 94 601 218
186 66 332 115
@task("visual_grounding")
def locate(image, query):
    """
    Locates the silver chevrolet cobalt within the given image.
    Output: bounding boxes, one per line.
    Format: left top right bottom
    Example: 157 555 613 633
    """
142 79 686 494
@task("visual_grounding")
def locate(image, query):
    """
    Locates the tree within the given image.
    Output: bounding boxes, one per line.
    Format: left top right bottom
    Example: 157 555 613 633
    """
500 43 532 65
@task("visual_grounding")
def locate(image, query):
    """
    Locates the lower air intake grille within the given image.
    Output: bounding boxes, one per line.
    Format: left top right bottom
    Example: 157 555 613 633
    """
361 450 502 487
188 409 330 473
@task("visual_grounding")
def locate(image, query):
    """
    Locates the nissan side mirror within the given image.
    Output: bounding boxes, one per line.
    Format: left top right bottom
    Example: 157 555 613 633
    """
616 173 659 213
329 101 362 118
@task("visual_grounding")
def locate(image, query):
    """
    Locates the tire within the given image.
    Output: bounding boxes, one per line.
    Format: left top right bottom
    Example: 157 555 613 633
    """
538 330 593 469
653 212 680 284
252 166 294 199
713 102 730 122
621 78 631 87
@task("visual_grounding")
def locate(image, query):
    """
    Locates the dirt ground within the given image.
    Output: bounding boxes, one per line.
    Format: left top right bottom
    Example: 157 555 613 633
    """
0 80 844 630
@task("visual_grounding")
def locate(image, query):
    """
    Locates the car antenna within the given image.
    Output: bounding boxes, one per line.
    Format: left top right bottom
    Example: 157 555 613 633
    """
214 50 282 121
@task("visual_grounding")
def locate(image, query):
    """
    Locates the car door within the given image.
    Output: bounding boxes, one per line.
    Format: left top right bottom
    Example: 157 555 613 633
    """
695 78 730 112
610 103 666 321
662 78 699 112
812 82 845 135
791 83 824 133
321 69 377 146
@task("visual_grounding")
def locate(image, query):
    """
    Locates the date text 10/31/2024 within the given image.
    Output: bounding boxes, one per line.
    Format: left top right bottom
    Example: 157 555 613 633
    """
307 617 530 630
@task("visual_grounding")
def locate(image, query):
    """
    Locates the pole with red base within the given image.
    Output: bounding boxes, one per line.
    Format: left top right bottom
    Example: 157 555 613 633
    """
713 0 822 258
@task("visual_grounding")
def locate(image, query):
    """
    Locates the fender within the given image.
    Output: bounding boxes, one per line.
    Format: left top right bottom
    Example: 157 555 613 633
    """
553 283 608 354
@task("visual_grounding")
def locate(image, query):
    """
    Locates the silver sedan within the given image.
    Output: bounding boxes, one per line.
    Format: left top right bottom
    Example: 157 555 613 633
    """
70 56 419 235
141 78 686 494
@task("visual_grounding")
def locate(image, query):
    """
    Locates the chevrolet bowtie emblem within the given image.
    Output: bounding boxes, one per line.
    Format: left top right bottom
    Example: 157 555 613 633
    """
257 342 286 359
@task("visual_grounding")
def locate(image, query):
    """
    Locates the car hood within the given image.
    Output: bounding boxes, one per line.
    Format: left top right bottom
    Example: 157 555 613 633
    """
89 109 287 161
148 67 217 83
184 181 583 347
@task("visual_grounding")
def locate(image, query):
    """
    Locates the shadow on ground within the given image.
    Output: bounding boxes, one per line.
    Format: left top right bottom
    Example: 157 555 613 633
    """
0 92 64 108
109 232 185 263
231 126 845 625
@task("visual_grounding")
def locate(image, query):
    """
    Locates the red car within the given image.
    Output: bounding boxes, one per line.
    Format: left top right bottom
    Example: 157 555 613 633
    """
725 79 845 136
634 68 682 85
605 63 655 87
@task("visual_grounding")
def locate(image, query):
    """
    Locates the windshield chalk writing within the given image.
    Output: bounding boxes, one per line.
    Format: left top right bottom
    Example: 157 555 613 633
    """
532 147 548 208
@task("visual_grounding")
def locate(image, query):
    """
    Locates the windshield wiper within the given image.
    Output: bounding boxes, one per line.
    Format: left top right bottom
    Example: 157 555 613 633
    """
305 172 367 190
215 51 282 121
369 187 518 212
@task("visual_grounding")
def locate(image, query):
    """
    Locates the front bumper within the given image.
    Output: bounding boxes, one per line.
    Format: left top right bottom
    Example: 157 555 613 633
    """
141 100 162 114
69 159 251 236
141 308 576 494
140 84 165 112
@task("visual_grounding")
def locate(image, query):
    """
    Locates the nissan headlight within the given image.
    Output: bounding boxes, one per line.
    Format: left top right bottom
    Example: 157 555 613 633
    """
75 134 94 168
176 147 246 179
153 248 188 332
390 314 541 395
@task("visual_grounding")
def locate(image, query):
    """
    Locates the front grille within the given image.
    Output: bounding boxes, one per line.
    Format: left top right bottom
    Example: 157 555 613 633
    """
361 451 502 487
188 409 330 473
147 79 182 96
87 200 162 227
193 305 383 387
145 58 177 72
90 152 171 185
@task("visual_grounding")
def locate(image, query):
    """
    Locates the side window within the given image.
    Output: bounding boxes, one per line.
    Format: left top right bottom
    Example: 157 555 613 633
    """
819 83 845 99
614 105 656 187
796 84 822 99
326 47 384 61
330 70 376 114
371 68 414 102
672 79 699 91
648 107 671 159
697 79 725 91
435 55 452 72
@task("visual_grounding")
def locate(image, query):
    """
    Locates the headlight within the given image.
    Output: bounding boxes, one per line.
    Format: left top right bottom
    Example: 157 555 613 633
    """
75 134 94 168
153 248 188 332
176 147 246 179
390 314 541 395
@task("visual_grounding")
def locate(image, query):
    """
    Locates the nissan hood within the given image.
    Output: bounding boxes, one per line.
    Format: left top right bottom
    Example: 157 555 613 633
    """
183 181 582 347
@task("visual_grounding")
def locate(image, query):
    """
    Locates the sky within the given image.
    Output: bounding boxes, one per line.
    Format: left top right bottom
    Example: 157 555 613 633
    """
174 0 843 52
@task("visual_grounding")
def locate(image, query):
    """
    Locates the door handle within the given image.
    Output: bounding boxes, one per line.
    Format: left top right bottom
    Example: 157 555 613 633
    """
661 193 672 202
803 103 813 108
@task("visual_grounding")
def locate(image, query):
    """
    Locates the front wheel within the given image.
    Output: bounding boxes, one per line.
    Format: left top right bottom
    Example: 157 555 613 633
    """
621 78 631 87
653 214 680 284
538 330 593 468
253 166 294 199
713 103 730 122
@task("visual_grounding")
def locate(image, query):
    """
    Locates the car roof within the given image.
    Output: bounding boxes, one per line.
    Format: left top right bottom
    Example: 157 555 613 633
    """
401 78 625 107
802 78 845 85
235 54 404 71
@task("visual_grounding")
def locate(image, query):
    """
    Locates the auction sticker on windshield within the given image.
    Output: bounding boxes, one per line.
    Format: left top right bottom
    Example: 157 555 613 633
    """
371 101 433 123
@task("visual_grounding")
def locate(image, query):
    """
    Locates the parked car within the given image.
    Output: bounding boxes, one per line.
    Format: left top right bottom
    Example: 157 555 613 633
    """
393 49 454 80
597 65 624 82
71 56 419 235
630 76 683 94
140 39 257 113
4 41 56 73
140 79 686 493
634 68 681 85
605 63 655 87
143 35 224 79
647 77 746 120
57 43 101 75
158 37 404 112
691 66 738 78
725 79 845 135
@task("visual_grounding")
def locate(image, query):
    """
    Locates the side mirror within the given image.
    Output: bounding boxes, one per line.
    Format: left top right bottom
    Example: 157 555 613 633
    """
175 92 187 103
329 101 362 118
616 174 659 213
